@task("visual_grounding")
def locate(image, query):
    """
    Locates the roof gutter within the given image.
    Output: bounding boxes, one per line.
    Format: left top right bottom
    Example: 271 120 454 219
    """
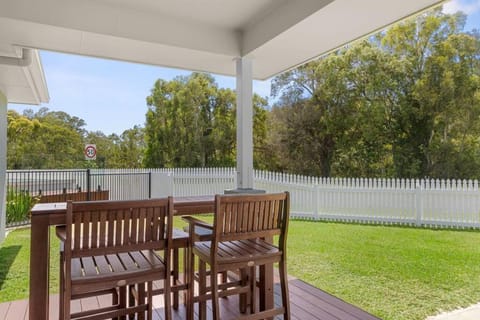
0 48 32 67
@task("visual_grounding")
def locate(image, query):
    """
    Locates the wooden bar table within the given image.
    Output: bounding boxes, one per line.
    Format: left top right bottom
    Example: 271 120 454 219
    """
28 196 274 320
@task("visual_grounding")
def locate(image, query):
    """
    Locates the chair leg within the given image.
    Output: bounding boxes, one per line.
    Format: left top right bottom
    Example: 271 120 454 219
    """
210 265 220 320
198 260 207 320
173 247 179 309
220 271 228 299
187 248 195 320
279 259 291 320
63 290 71 320
164 272 172 320
59 252 64 320
147 282 153 320
128 285 135 320
183 246 188 307
138 283 146 320
249 266 256 314
119 286 127 320
239 268 247 313
112 287 121 320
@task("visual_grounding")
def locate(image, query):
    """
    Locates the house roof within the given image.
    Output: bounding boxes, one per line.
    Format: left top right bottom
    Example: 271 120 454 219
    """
0 0 445 83
0 46 49 104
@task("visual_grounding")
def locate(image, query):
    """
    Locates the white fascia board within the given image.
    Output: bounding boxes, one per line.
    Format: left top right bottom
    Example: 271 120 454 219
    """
80 32 238 76
0 47 48 104
0 0 239 57
23 49 49 104
0 18 238 77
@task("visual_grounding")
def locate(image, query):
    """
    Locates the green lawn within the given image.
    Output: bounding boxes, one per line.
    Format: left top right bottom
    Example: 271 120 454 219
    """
1 221 480 320
287 221 480 320
0 227 60 302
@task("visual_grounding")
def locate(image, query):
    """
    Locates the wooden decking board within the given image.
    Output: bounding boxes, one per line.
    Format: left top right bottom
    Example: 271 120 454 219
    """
79 296 99 313
284 298 328 320
289 279 380 320
275 287 338 320
48 294 59 320
5 297 27 320
0 301 11 319
6 276 382 320
286 281 362 320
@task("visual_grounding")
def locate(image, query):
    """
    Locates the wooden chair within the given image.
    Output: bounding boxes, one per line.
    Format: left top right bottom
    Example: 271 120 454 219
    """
57 198 174 320
183 192 291 320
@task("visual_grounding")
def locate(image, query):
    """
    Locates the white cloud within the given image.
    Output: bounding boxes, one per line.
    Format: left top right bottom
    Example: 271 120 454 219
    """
443 0 480 15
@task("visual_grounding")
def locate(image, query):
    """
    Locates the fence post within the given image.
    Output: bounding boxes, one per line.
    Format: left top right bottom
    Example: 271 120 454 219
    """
148 171 152 199
314 185 320 220
415 182 423 226
86 169 91 201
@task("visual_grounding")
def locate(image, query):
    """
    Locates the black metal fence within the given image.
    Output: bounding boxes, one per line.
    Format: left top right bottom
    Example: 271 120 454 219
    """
5 169 151 227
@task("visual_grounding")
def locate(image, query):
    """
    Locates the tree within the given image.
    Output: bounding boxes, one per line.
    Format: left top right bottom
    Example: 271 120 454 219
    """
144 72 269 168
119 126 145 168
7 108 84 169
7 107 147 169
270 49 358 176
375 9 480 178
267 9 480 179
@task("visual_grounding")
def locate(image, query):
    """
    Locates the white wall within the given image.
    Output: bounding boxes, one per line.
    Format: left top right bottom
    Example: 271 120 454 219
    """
0 91 7 242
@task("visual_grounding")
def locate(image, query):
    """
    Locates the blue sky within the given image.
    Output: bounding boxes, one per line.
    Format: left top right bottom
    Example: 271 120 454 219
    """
8 0 480 136
10 52 272 136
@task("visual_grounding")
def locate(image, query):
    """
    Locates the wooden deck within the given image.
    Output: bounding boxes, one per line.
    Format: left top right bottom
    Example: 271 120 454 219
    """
0 275 380 320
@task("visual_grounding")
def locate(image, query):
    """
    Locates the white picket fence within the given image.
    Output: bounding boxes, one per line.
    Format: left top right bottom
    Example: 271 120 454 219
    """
156 168 480 228
254 171 480 228
7 168 480 228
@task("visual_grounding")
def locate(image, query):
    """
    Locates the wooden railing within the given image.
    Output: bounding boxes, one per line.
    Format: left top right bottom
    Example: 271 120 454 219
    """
38 190 109 203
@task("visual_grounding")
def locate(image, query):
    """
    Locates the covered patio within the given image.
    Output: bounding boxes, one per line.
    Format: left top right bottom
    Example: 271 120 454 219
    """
0 0 446 319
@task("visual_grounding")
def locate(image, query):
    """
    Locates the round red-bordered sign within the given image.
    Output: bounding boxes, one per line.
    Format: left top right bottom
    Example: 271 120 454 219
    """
84 144 97 160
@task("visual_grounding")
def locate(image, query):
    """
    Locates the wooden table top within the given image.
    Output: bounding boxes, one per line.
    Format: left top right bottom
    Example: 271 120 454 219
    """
31 195 216 216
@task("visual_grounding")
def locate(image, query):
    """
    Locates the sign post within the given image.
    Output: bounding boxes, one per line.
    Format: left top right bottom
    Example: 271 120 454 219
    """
84 144 97 160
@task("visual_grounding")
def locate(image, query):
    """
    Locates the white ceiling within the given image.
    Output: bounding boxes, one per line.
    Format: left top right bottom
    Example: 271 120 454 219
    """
0 0 445 103
96 0 284 31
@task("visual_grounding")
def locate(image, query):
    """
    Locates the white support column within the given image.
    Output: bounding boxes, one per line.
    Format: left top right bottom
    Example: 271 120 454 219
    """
0 91 7 242
235 57 254 189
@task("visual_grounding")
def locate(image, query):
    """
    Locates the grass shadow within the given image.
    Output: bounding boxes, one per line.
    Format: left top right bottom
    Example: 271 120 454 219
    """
0 245 22 289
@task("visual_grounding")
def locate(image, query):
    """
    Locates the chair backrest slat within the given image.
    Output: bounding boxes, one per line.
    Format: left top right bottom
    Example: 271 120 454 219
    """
131 208 138 243
65 198 173 259
115 209 123 246
107 210 115 247
90 210 98 249
99 210 107 248
73 213 82 251
123 208 131 245
213 192 289 244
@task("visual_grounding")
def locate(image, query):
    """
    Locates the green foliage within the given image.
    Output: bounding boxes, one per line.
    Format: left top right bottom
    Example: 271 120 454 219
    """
7 108 147 169
269 8 480 178
7 108 86 169
5 188 40 224
144 72 269 168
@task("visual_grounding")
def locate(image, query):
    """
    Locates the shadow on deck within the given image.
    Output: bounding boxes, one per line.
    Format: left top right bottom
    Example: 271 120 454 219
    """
0 276 381 320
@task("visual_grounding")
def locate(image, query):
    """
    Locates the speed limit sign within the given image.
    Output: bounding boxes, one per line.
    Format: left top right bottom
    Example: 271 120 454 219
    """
84 144 97 160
